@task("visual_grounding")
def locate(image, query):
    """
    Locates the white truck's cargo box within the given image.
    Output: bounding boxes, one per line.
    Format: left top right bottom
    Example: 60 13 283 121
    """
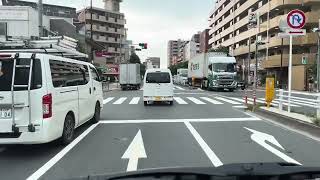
119 64 141 89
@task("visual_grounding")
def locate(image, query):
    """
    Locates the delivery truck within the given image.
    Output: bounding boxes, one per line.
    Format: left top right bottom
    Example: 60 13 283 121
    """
188 52 237 92
119 64 141 90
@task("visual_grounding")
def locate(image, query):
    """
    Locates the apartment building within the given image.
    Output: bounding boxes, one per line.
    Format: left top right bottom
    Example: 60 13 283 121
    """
145 57 161 68
178 40 189 63
184 33 201 61
77 0 126 65
208 0 320 90
167 39 186 66
200 29 210 53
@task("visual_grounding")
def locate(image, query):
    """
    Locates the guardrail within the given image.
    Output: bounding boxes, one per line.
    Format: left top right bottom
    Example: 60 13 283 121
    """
277 89 320 118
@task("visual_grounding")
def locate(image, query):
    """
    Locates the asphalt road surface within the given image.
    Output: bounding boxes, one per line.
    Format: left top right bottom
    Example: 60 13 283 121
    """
1 86 320 180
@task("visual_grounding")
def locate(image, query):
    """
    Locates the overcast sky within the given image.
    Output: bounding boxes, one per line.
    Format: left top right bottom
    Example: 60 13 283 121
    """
4 0 214 67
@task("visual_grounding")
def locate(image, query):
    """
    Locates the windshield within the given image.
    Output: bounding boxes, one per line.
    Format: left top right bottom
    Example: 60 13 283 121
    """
146 72 171 83
212 63 235 73
1 0 319 180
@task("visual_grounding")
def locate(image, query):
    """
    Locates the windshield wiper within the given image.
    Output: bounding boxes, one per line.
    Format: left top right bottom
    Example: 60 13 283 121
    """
67 162 320 180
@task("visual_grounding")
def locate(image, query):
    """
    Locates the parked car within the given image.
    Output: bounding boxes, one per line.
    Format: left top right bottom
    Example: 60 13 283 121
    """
0 53 103 145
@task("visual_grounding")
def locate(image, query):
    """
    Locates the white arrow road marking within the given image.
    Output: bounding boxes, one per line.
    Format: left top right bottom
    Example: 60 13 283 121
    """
122 130 147 172
185 121 223 167
244 127 302 165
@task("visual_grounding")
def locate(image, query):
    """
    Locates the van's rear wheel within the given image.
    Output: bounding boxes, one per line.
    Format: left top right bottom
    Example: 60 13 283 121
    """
91 103 101 124
169 101 174 106
61 114 75 145
144 101 148 106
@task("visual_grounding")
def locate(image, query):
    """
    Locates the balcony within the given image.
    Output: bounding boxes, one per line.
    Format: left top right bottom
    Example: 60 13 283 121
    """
262 53 317 68
86 25 125 35
85 13 126 25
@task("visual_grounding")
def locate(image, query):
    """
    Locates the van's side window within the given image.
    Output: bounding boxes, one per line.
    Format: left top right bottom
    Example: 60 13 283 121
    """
90 67 100 82
49 60 89 88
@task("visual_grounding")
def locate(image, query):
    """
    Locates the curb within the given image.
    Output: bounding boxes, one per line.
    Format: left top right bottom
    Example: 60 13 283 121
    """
254 107 320 138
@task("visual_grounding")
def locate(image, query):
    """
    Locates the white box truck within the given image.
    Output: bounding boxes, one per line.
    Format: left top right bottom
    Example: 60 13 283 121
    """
119 64 141 90
188 52 237 92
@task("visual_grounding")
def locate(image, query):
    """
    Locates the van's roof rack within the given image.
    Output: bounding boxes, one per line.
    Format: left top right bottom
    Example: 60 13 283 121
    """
0 36 88 60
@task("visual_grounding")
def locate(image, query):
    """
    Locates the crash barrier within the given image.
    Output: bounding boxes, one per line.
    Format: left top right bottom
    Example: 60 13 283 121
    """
277 89 320 118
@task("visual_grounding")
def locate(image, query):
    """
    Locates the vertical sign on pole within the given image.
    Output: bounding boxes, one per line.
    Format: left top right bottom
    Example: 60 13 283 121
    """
284 9 306 112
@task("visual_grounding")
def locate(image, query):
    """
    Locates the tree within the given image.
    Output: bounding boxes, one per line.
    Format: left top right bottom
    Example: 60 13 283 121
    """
129 53 141 64
208 46 229 55
169 61 188 75
140 64 146 77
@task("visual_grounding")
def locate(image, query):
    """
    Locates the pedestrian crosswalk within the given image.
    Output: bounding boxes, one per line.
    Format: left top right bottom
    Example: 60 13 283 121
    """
102 96 249 106
102 95 304 107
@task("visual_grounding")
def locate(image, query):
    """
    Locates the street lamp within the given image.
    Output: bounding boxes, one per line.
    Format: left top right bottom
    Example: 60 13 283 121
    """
312 28 320 92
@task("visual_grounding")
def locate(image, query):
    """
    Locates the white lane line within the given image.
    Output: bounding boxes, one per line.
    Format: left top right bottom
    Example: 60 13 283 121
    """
187 97 206 104
184 121 223 167
174 85 185 90
99 117 261 124
200 97 223 105
103 97 114 104
113 97 127 105
174 97 188 104
26 123 99 180
129 97 140 105
214 97 242 105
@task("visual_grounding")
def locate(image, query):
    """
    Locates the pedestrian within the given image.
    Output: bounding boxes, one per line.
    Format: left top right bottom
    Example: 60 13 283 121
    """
308 77 314 92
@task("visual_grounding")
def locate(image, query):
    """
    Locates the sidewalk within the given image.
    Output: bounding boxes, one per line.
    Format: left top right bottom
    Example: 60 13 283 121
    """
260 107 314 124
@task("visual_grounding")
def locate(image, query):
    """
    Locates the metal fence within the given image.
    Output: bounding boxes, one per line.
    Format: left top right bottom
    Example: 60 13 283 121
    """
277 89 320 118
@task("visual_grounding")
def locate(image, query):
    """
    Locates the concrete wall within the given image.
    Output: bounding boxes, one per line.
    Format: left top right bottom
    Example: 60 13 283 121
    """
0 6 39 37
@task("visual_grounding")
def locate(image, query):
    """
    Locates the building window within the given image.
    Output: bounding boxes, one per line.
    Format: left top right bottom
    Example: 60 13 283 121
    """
0 22 7 37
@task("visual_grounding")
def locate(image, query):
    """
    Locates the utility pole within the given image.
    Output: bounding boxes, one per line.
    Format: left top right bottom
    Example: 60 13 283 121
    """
317 30 320 92
254 12 260 91
90 0 94 63
248 36 251 84
38 0 43 37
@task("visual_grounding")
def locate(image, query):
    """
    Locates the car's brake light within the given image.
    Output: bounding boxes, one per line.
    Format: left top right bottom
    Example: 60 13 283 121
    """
42 94 52 119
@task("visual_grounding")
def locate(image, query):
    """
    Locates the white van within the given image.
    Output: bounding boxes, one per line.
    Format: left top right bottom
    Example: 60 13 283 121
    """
143 69 174 106
0 53 103 145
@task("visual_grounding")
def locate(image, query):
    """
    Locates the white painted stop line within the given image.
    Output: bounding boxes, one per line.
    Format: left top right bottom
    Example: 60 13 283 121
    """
174 97 188 104
113 97 127 105
129 97 140 104
200 97 223 105
187 97 206 104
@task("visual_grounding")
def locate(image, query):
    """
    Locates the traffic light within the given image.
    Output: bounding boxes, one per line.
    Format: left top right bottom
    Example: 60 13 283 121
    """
138 43 148 49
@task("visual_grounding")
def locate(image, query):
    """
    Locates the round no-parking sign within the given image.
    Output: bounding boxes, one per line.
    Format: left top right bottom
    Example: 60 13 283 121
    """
287 9 306 29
